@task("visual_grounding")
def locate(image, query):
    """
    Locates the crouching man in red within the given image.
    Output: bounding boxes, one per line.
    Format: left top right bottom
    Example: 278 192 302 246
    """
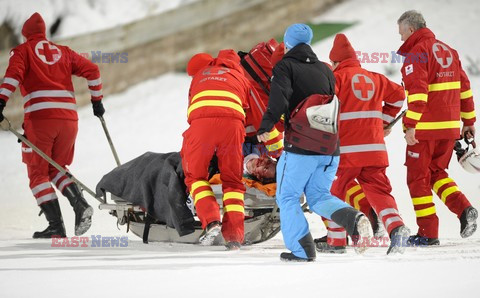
0 13 105 238
181 50 253 250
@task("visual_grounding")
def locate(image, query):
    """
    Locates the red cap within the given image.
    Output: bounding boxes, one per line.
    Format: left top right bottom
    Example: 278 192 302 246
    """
22 13 46 39
329 34 357 62
187 53 213 76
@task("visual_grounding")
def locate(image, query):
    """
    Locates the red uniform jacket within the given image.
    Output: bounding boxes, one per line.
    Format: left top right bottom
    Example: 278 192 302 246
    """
242 41 285 158
334 58 405 167
187 49 253 124
0 13 102 122
398 28 476 139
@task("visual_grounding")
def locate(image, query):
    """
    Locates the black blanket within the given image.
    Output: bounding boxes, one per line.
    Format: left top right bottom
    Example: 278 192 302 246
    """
96 152 195 236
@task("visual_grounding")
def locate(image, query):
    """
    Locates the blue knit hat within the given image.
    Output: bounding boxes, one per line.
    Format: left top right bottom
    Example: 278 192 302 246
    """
284 23 313 50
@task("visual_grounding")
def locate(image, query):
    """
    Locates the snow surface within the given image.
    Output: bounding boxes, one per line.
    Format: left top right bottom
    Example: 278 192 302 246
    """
0 0 198 40
1 0 480 297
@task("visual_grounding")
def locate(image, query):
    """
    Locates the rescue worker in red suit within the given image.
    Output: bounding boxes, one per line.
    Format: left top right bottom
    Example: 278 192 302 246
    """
240 40 284 158
397 10 477 245
316 34 411 255
181 50 254 250
0 13 105 238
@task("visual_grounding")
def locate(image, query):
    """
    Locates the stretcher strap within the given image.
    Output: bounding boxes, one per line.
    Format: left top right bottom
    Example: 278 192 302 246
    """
142 213 155 244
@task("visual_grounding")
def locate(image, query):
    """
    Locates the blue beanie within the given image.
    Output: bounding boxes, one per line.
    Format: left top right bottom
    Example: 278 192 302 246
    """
284 23 313 50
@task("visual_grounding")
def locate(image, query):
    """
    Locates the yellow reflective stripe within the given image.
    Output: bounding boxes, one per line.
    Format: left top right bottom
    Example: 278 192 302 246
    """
224 205 244 213
267 128 280 141
223 192 244 201
191 90 242 105
323 219 329 227
412 195 433 205
416 121 460 130
353 193 365 210
460 89 473 99
406 110 422 120
432 178 454 193
188 100 245 118
461 111 476 119
428 81 460 92
407 93 428 103
440 186 459 203
191 180 210 193
194 190 215 204
345 185 362 204
415 206 436 217
265 139 283 152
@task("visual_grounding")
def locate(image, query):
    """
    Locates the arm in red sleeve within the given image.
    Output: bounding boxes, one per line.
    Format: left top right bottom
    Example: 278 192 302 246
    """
458 56 476 126
401 56 429 128
70 48 103 102
0 49 26 103
382 77 405 125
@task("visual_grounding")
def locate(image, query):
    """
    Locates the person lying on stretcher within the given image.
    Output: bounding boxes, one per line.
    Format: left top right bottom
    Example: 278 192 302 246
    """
243 153 277 184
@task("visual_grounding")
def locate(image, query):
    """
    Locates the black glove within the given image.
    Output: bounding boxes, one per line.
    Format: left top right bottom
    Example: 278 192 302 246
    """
92 100 105 117
0 99 6 122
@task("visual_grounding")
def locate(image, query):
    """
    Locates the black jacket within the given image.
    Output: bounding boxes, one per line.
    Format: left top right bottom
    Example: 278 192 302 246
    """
258 43 338 155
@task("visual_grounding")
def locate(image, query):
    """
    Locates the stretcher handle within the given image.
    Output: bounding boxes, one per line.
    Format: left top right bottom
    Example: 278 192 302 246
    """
1 117 102 203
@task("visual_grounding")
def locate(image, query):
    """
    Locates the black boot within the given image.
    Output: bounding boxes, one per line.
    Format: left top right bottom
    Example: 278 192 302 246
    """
331 207 373 254
460 206 478 238
280 232 316 262
33 199 66 238
63 183 93 236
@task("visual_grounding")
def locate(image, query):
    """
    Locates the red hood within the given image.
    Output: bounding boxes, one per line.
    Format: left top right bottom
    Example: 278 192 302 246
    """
22 12 46 39
187 53 213 76
334 58 361 72
212 49 243 73
397 28 435 56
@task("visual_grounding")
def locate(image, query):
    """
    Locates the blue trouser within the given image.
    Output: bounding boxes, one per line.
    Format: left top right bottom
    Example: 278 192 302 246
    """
276 151 351 259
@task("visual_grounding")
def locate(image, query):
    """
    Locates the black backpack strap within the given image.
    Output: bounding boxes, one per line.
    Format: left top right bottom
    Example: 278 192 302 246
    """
240 57 270 96
247 52 272 84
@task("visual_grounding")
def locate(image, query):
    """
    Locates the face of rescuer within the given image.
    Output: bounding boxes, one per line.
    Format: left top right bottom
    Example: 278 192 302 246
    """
398 22 415 42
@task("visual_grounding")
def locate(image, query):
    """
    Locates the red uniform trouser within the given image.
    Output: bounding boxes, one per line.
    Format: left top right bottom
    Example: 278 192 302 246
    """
406 139 472 238
22 119 77 206
321 180 374 246
181 117 246 243
327 166 405 246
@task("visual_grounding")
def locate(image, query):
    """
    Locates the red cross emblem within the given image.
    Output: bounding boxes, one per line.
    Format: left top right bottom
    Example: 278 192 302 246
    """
432 42 452 68
351 74 375 101
34 41 62 65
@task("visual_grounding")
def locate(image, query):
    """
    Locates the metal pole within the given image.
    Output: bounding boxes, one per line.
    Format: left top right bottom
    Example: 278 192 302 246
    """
98 116 121 166
385 109 406 130
1 117 101 202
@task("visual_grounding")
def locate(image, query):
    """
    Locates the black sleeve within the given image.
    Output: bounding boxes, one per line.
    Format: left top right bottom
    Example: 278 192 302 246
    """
257 61 292 134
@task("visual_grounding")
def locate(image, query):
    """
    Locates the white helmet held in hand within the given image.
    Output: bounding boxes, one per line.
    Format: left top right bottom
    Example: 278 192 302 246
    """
455 139 480 174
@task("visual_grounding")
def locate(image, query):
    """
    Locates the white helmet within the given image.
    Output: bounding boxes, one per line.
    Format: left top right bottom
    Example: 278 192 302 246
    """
455 139 480 174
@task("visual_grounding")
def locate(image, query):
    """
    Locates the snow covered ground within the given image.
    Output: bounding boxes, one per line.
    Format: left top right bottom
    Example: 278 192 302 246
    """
1 0 198 40
1 0 480 297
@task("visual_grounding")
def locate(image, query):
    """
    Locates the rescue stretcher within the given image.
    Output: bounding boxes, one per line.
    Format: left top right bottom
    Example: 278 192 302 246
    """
98 183 281 245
